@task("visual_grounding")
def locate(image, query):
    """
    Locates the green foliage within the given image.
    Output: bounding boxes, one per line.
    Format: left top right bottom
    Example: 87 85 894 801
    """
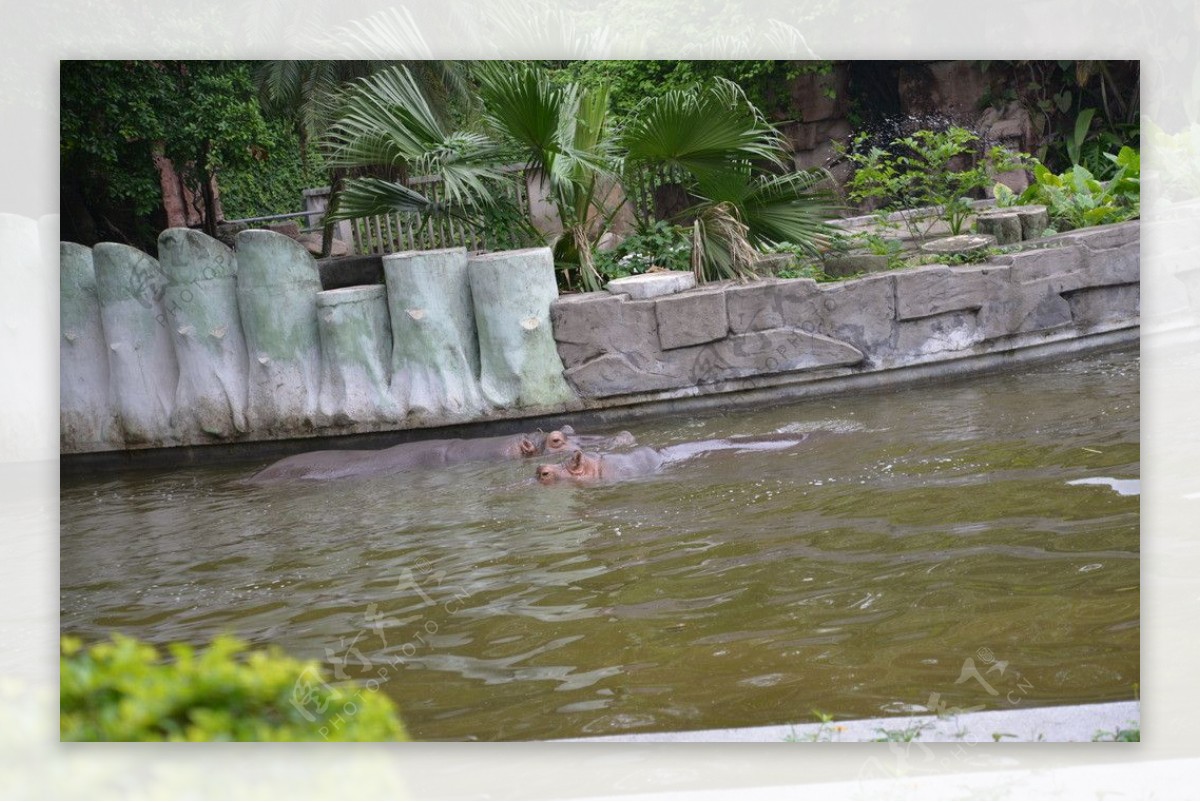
621 78 837 282
60 634 408 742
995 146 1139 231
594 220 691 280
218 115 327 220
838 126 1025 240
1092 725 1140 742
544 60 832 125
977 60 1139 175
61 61 276 248
324 62 836 290
828 229 906 270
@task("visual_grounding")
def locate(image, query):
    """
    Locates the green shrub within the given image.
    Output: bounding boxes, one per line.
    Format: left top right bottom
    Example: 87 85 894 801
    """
995 146 1139 231
594 220 692 280
60 634 409 742
838 126 1025 240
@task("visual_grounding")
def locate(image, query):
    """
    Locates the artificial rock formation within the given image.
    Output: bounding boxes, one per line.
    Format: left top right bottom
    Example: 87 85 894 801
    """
383 247 484 418
316 285 399 424
468 247 575 409
60 242 120 450
92 242 179 445
158 228 249 439
235 230 324 433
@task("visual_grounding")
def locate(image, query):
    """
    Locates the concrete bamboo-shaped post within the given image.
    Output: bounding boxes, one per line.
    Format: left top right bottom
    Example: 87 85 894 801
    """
158 228 249 439
383 247 485 418
468 247 575 409
60 243 121 451
93 242 179 445
316 285 400 424
235 230 323 433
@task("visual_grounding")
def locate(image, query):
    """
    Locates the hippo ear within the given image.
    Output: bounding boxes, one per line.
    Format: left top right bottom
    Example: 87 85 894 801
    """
560 424 575 435
519 437 538 456
567 449 585 474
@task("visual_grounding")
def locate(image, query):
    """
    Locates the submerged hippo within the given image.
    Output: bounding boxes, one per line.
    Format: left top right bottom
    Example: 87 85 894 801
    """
243 425 635 484
534 434 809 485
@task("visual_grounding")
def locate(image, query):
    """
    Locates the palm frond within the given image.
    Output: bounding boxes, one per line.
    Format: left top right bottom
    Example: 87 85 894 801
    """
322 65 506 210
621 77 789 190
323 176 436 224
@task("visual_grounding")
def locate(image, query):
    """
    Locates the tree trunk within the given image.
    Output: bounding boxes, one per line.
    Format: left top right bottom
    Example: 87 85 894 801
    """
152 142 190 230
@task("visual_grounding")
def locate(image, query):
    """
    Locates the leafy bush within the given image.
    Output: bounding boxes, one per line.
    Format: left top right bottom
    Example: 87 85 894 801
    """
838 126 1025 240
217 115 328 221
594 220 692 280
995 146 1139 231
60 634 409 742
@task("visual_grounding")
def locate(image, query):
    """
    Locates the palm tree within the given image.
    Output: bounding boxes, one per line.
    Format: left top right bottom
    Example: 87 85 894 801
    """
620 79 837 281
252 59 469 256
320 62 837 288
473 61 622 290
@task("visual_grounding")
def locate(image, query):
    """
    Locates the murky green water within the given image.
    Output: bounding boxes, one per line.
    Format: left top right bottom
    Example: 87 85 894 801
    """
60 347 1139 740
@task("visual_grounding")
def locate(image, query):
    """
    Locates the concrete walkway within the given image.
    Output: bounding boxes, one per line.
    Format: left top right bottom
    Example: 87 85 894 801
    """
557 701 1139 743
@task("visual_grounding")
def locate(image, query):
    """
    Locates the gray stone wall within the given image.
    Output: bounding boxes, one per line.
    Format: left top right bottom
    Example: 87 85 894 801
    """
60 221 1138 455
551 221 1139 399
60 232 573 453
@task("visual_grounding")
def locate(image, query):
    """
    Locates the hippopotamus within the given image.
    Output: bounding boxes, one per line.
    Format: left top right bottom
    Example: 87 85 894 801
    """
534 434 809 485
243 425 635 484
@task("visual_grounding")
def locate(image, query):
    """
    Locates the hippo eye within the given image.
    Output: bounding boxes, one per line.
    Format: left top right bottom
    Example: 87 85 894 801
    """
548 433 566 448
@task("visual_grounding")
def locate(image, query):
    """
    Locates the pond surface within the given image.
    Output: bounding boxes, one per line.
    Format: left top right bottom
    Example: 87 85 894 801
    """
61 347 1139 741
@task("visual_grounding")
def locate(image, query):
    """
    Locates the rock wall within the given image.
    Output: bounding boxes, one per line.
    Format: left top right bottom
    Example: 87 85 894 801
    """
60 222 1139 455
60 231 573 453
551 221 1140 399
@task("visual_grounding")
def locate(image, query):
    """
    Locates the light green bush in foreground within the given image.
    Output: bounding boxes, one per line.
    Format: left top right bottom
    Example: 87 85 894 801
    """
61 633 408 742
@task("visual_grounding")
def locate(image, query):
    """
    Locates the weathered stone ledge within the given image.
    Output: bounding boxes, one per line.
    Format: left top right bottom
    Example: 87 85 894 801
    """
553 221 1139 399
61 221 1138 465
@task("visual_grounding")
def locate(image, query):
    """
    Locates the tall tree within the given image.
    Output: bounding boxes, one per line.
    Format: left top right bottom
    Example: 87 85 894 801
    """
61 61 272 249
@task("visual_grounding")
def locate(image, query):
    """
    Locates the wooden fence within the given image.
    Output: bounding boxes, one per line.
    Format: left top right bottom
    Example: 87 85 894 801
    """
336 163 674 257
346 165 533 256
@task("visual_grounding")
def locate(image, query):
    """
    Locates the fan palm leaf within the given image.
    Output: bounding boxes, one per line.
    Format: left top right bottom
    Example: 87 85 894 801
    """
322 66 507 222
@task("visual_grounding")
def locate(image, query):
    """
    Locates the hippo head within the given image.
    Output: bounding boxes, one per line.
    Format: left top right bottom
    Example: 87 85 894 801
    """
535 450 602 485
519 426 576 458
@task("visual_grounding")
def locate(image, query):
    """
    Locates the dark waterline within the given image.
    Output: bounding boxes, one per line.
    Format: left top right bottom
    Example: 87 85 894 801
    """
60 347 1139 740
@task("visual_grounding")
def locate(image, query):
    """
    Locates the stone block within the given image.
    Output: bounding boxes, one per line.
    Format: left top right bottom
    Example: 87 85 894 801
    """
726 279 786 333
1087 241 1140 286
975 212 1022 245
774 278 825 332
1064 284 1140 328
656 287 729 350
606 270 696 299
1055 220 1140 252
823 254 890 278
978 279 1073 338
562 351 685 398
920 233 996 257
895 310 984 358
814 273 896 358
679 328 863 384
551 293 661 368
1006 246 1087 290
894 265 993 321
